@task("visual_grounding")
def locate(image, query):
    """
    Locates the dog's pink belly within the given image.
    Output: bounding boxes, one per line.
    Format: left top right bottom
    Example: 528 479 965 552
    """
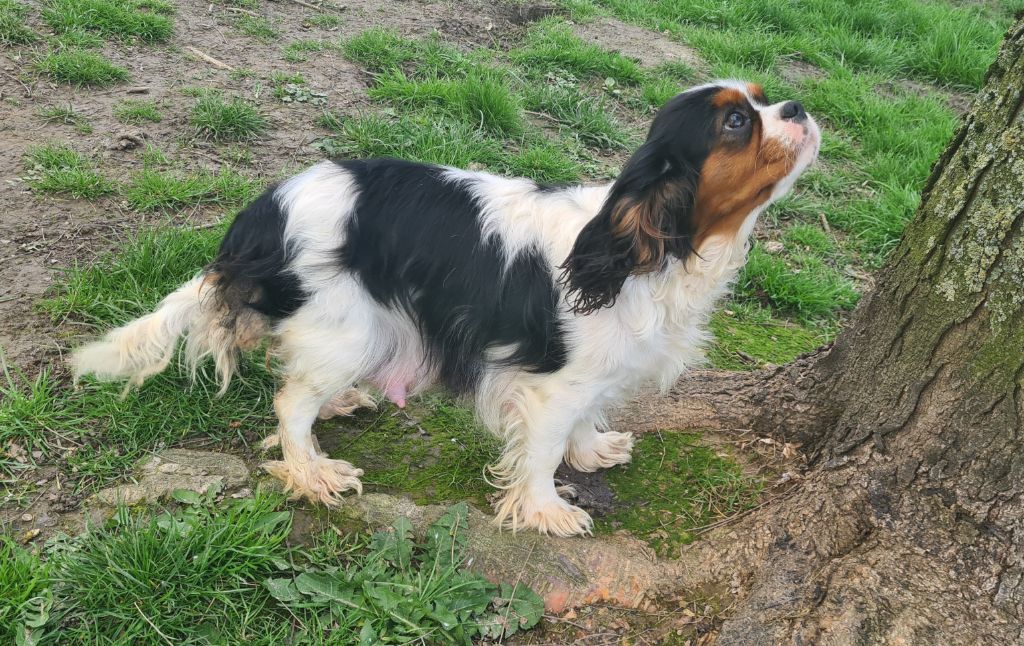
381 380 408 408
372 363 420 408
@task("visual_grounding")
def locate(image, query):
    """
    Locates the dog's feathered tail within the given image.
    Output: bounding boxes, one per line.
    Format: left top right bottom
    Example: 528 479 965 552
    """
71 273 267 395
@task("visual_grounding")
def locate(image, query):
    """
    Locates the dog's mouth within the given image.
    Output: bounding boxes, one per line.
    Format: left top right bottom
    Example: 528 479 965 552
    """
795 117 821 167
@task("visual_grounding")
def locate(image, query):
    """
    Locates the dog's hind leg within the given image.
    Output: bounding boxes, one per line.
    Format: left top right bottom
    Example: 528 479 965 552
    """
564 421 635 472
318 387 377 420
260 386 376 451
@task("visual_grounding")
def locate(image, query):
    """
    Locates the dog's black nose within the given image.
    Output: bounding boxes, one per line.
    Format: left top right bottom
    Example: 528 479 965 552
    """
781 101 806 122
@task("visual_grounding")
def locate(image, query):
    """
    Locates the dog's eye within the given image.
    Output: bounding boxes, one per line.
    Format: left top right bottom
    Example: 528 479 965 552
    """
725 111 747 130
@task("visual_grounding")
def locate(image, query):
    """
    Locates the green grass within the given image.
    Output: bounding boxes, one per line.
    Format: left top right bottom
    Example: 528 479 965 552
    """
191 93 267 141
23 144 115 199
270 71 304 85
140 143 170 167
797 71 958 256
1 367 69 474
600 432 762 555
6 494 542 643
233 13 278 41
737 243 858 320
0 0 37 45
638 75 686 108
501 135 584 183
38 104 93 133
333 29 611 184
305 12 343 29
36 48 128 86
320 112 585 184
784 223 834 255
414 37 478 79
524 81 632 149
0 536 49 644
228 67 255 80
114 98 162 124
43 0 173 43
572 0 1008 87
48 25 104 49
708 302 834 370
511 18 644 85
369 68 524 136
321 112 505 169
50 492 291 643
125 167 260 211
342 27 418 73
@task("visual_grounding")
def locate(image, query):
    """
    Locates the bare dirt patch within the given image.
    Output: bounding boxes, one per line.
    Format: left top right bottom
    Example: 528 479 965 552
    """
875 78 974 114
778 58 827 86
573 17 703 70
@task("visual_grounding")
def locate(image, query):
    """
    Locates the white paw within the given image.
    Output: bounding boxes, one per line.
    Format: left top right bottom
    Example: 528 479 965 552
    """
564 430 635 472
493 487 593 537
318 388 377 420
262 456 363 506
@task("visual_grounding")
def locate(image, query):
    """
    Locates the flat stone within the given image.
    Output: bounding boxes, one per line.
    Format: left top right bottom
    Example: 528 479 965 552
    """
92 449 250 507
329 493 676 613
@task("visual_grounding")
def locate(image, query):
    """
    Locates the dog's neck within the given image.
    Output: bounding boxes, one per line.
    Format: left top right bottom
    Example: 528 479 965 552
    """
674 203 764 279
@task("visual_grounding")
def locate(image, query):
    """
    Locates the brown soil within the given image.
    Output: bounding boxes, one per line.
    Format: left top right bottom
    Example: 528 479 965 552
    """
572 17 703 71
874 78 974 114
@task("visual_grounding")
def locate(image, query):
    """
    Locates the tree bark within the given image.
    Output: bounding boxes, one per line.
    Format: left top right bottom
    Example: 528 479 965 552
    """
649 16 1024 645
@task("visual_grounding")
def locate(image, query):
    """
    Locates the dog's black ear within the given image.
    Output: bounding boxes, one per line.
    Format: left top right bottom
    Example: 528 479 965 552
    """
561 141 699 315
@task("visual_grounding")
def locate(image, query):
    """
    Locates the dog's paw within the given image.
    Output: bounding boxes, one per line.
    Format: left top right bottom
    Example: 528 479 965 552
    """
318 388 377 420
260 432 280 450
263 456 363 506
564 430 635 472
493 488 593 537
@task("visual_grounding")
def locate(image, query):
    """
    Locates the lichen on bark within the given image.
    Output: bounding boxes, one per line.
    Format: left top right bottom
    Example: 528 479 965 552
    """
913 19 1024 330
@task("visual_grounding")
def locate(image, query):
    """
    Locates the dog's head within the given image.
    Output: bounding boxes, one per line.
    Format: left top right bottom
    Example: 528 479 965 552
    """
563 80 820 314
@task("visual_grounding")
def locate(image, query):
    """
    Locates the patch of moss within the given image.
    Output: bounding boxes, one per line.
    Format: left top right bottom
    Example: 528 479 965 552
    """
598 432 762 556
327 394 500 507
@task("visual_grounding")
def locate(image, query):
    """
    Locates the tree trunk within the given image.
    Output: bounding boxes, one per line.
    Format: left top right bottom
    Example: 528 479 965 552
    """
653 16 1024 644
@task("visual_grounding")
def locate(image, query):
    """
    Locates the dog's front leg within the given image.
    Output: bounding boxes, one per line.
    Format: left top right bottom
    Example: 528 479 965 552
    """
489 390 593 537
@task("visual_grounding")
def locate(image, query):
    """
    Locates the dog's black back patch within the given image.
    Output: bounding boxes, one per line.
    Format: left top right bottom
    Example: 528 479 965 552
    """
336 158 567 393
209 187 307 319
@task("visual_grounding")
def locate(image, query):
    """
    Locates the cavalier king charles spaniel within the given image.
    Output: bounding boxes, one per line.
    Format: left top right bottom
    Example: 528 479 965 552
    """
73 80 819 537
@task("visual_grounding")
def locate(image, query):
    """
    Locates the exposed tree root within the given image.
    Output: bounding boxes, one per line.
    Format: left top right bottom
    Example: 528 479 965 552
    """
609 349 835 449
673 448 1022 644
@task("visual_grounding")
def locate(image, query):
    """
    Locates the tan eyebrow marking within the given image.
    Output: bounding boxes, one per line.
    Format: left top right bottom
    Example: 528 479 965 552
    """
712 87 747 108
